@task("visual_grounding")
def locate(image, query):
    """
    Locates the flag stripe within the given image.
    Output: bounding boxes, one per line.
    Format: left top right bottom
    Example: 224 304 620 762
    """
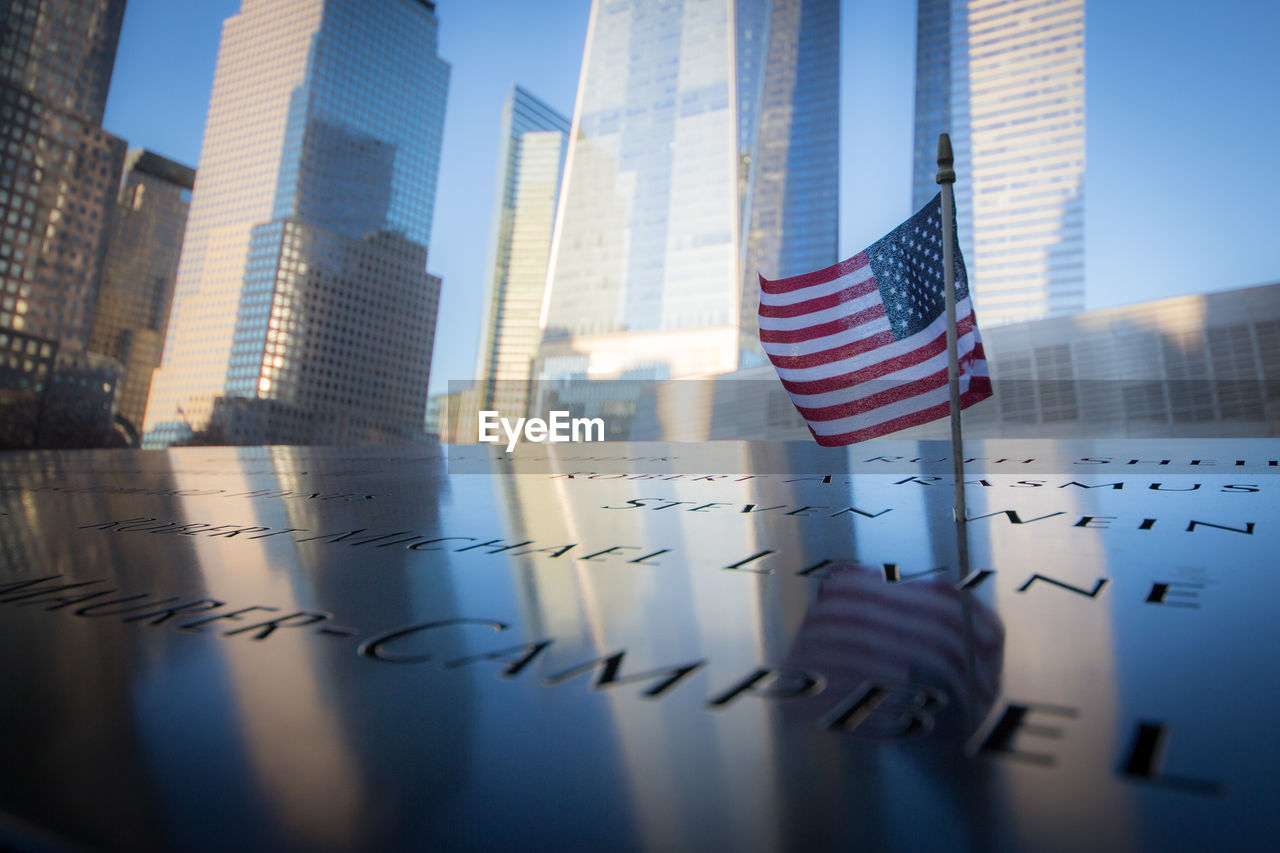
757 289 882 331
758 277 879 318
763 329 898 370
810 390 949 438
758 303 886 343
756 261 875 307
815 583 1004 655
775 314 978 395
808 371 988 440
759 253 869 294
807 609 984 673
765 305 974 378
793 349 988 418
808 385 991 446
794 364 952 421
760 315 895 358
798 630 969 685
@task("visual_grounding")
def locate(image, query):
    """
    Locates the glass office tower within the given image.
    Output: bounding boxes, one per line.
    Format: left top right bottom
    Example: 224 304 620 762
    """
88 150 196 434
475 86 570 418
913 0 1085 326
538 0 839 382
0 0 127 353
143 0 449 446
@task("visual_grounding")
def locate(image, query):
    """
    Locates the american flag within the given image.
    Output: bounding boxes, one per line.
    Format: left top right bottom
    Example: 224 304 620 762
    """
759 193 992 446
784 562 1004 731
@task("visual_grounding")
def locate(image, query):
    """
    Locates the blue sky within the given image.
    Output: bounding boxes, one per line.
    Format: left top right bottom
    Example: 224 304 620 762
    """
103 0 1280 395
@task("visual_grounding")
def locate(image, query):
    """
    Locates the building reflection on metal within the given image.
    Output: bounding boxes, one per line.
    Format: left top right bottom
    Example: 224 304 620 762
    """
1 439 1276 848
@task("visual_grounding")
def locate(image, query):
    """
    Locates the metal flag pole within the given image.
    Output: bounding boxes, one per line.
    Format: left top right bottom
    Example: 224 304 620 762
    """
936 133 970 580
938 133 981 736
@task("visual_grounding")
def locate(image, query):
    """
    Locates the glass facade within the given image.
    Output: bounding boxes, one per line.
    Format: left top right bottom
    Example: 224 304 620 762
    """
143 0 450 447
475 87 570 418
646 282 1280 441
538 0 839 382
88 150 195 433
0 0 127 354
941 281 1280 437
739 0 840 363
913 0 1085 327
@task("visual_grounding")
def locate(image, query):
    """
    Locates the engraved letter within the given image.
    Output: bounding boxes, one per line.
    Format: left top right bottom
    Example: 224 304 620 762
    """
706 668 824 709
543 651 705 698
824 681 948 737
358 618 509 663
978 702 1078 766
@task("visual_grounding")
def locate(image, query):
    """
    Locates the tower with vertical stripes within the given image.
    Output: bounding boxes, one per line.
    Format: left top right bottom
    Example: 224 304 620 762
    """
912 0 1085 326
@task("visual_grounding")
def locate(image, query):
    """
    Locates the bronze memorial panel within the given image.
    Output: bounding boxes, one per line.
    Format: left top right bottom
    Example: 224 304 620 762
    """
0 439 1276 849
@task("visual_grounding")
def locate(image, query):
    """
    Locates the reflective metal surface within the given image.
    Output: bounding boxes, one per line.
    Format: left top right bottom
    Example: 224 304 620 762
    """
1 440 1277 850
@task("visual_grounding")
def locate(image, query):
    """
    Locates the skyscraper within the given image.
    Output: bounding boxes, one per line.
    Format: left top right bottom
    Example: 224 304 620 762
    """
143 0 450 447
537 0 839 382
475 86 569 418
912 0 1085 326
88 150 195 434
0 0 127 354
